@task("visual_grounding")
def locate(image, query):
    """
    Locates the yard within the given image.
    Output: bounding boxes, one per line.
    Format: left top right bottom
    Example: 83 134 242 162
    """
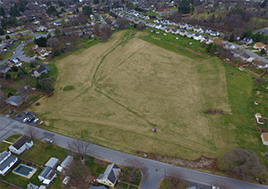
26 29 268 178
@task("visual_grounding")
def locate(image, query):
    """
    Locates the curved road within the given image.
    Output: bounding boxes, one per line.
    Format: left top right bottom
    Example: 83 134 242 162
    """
0 33 50 71
0 116 266 189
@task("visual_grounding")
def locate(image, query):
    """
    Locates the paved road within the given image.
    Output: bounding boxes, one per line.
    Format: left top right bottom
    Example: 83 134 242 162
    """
0 33 51 71
0 116 266 189
253 27 268 36
225 42 268 64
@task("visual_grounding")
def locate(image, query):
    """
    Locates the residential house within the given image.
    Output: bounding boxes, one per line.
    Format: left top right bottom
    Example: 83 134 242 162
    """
179 30 187 37
57 155 73 172
255 113 265 124
261 133 268 145
231 49 253 62
186 32 194 38
38 157 59 185
200 36 213 44
37 26 47 32
165 28 171 33
7 58 22 67
8 135 34 155
253 42 266 51
0 64 10 77
210 31 219 37
193 26 203 33
0 151 18 176
31 66 47 78
5 95 27 106
252 61 267 69
171 29 179 35
7 28 16 34
97 163 121 187
223 43 236 50
74 30 83 37
193 34 202 41
241 37 253 45
84 29 92 35
186 24 193 30
36 48 52 59
179 23 187 29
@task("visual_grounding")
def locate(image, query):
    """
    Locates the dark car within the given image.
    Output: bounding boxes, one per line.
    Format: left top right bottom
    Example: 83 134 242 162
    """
8 110 14 116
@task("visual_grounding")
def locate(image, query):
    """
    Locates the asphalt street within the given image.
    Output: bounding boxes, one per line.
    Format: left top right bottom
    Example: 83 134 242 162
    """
0 116 266 189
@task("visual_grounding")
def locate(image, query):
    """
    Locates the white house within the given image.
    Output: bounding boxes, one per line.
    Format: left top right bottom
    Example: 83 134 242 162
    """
255 113 265 124
261 133 268 145
9 135 34 155
193 26 203 33
193 34 202 41
97 163 121 187
0 151 18 175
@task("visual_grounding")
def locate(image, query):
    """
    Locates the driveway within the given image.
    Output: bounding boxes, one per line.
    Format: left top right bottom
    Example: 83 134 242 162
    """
0 116 266 189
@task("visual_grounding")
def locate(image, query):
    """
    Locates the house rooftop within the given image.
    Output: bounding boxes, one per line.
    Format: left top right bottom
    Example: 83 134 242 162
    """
262 133 268 142
12 135 32 150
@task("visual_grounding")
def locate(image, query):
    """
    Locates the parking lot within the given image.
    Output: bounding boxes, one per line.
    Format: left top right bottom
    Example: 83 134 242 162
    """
13 111 39 126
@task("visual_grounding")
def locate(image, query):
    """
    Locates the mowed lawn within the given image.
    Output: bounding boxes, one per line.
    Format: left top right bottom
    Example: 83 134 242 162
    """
28 30 266 163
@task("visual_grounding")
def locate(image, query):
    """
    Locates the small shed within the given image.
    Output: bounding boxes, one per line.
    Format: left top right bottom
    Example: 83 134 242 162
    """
27 183 38 189
61 155 73 168
62 176 70 186
261 133 268 145
45 157 60 169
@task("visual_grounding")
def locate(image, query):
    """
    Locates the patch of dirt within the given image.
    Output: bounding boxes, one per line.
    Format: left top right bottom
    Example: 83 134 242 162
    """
151 35 161 40
94 158 106 165
136 151 219 171
170 43 210 58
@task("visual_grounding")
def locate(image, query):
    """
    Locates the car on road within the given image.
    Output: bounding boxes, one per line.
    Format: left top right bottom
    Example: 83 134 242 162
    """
44 138 53 144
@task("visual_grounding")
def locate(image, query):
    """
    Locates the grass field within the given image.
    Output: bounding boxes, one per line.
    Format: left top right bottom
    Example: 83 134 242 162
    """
28 29 268 170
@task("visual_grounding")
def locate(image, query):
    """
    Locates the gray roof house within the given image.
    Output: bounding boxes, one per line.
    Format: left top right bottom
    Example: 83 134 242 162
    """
30 66 47 78
27 182 39 189
60 155 73 168
5 95 27 106
0 64 10 75
38 157 59 185
9 135 34 155
0 151 18 175
97 163 120 187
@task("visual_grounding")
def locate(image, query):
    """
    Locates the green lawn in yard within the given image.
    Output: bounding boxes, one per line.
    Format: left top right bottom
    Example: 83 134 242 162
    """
2 51 13 60
23 41 34 57
117 183 129 188
85 157 109 177
0 182 16 189
146 11 159 17
5 134 22 143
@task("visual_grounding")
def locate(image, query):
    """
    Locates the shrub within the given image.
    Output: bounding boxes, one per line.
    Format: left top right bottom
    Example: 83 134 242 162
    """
63 85 75 91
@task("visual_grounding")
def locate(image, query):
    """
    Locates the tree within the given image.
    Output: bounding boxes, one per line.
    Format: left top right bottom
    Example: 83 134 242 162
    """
25 127 39 139
46 37 59 49
69 160 91 180
0 28 4 35
29 62 35 68
137 23 145 30
28 47 35 55
5 35 10 40
178 5 191 14
5 73 11 80
94 0 99 4
260 48 266 56
100 26 112 41
223 149 266 180
0 6 5 17
11 66 18 72
46 1 51 6
39 77 54 94
116 17 129 30
68 132 91 162
53 49 60 57
82 6 92 16
47 5 57 15
165 169 185 189
19 0 26 12
123 159 148 181
10 5 20 17
58 1 64 6
229 33 234 42
34 37 47 47
93 23 100 34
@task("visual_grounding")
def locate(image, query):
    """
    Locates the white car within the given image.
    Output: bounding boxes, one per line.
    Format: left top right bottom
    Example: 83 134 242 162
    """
44 138 53 144
33 118 39 123
23 117 29 122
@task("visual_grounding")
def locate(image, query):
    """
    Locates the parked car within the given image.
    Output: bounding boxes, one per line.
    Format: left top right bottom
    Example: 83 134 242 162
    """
44 138 53 144
23 117 29 122
7 110 14 116
33 118 39 124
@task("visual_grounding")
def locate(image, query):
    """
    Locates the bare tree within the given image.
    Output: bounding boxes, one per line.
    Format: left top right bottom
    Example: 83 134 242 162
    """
93 23 100 34
28 47 35 55
25 127 39 139
124 159 148 181
137 23 145 30
68 132 91 162
165 169 185 189
100 26 112 41
116 17 129 30
223 149 266 180
68 159 91 181
210 179 234 189
46 37 59 50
